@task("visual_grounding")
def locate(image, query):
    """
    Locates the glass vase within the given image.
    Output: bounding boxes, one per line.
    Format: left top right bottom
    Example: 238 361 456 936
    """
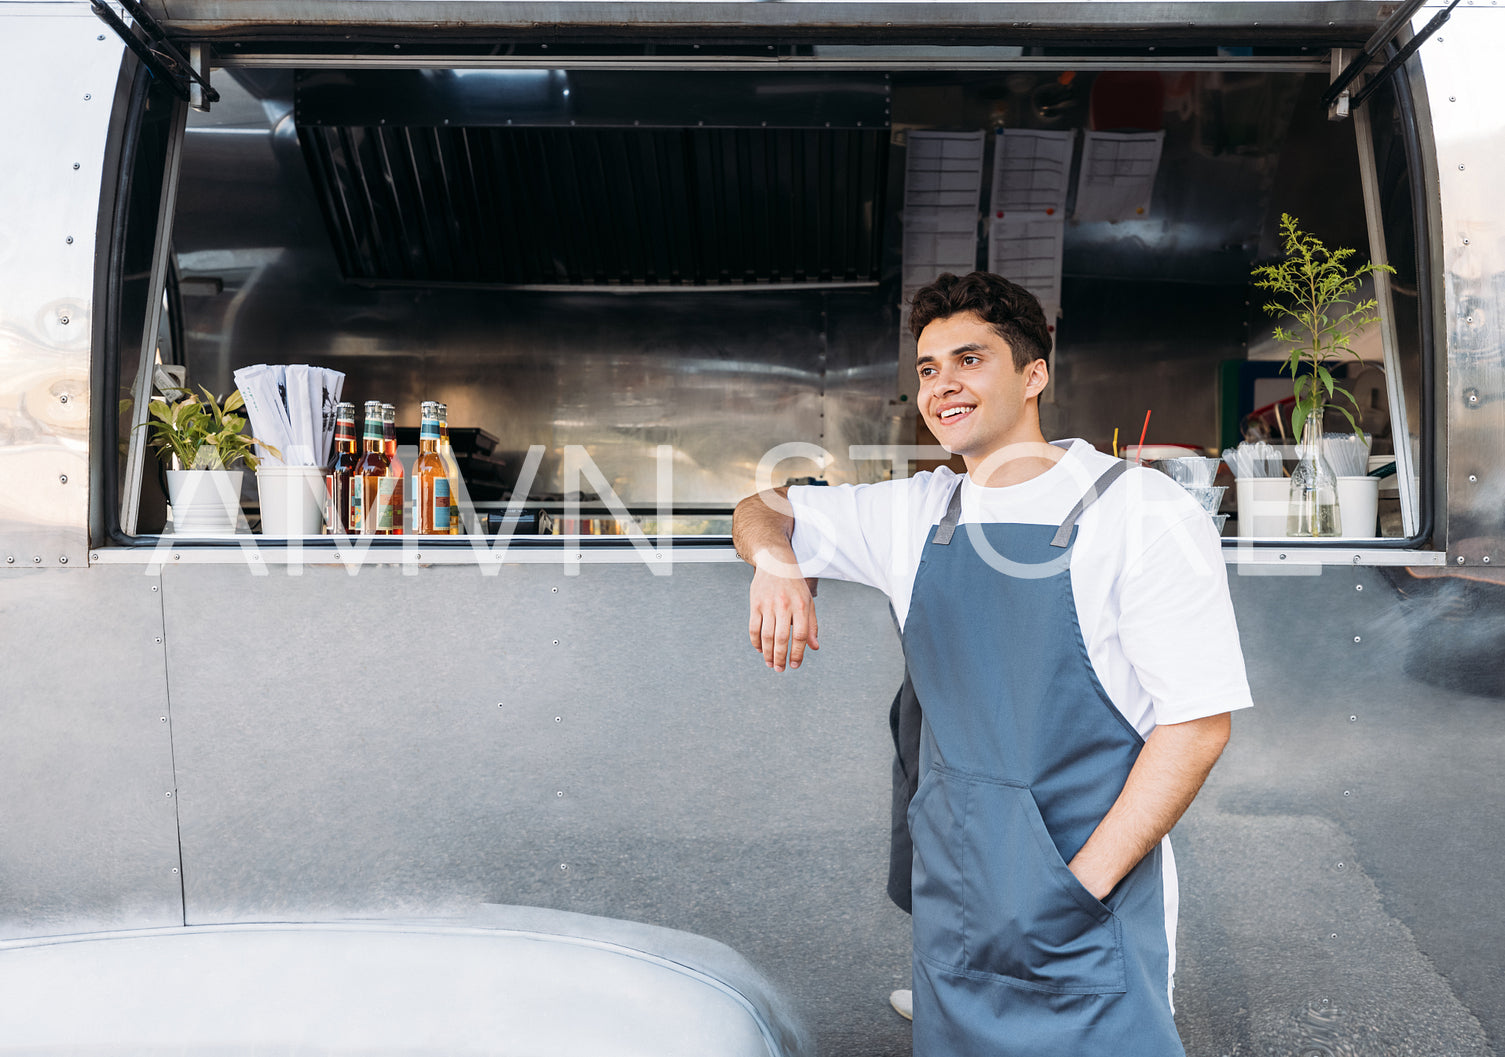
1287 409 1342 537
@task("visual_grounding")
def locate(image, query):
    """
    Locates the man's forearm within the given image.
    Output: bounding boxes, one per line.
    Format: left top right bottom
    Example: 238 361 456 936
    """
1067 711 1231 900
732 488 799 574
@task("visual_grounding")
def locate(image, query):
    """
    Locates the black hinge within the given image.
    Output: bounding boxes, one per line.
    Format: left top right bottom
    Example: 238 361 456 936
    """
1324 0 1461 112
90 0 219 107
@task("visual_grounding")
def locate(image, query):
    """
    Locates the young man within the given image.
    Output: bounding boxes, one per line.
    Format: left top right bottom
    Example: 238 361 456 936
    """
732 271 1252 1056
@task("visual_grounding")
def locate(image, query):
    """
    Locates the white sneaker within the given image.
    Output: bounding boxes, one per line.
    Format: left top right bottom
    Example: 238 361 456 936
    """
889 988 913 1021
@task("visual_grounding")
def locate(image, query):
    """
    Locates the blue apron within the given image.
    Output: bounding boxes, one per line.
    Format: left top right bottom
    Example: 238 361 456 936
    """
902 462 1182 1057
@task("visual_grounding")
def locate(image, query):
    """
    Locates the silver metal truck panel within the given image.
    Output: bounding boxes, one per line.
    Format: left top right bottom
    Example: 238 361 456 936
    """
0 12 123 569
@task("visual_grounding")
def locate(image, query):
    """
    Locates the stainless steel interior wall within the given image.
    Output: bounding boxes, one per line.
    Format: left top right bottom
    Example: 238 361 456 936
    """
170 71 901 505
170 66 1381 506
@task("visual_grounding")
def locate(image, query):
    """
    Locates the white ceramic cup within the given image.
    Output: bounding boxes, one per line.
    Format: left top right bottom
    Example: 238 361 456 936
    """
1235 477 1292 537
256 465 327 535
1336 475 1380 539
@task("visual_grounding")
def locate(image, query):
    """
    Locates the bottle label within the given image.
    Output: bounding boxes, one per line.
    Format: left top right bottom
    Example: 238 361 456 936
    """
373 478 398 531
435 478 451 531
349 482 364 533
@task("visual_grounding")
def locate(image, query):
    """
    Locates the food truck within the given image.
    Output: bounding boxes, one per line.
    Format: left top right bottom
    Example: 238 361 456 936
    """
2 1 1502 1053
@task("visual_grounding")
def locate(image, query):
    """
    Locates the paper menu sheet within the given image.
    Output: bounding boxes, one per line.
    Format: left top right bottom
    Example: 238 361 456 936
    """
987 217 1064 323
989 129 1075 218
1073 130 1165 222
903 211 981 295
904 130 986 209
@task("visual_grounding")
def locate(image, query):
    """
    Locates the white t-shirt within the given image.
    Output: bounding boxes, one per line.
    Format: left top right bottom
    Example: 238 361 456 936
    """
788 438 1254 738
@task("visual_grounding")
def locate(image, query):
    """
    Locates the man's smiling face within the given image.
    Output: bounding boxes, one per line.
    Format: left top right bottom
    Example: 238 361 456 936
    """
916 311 1048 470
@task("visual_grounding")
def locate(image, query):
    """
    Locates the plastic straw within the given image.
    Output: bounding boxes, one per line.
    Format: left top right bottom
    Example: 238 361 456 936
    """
1134 410 1152 465
1112 427 1119 459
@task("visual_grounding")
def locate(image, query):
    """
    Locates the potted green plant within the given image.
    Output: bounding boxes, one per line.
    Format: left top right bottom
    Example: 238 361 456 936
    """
143 386 278 534
1250 213 1394 536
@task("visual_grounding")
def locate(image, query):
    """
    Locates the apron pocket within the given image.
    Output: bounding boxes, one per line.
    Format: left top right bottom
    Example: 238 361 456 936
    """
912 767 1127 995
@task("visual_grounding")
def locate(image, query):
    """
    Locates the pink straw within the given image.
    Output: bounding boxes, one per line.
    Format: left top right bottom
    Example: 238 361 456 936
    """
1134 409 1152 465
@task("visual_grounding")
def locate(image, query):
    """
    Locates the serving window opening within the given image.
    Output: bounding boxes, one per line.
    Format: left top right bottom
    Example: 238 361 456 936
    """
104 46 1433 553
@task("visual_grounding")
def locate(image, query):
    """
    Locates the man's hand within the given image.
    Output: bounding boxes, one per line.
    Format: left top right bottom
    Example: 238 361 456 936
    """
733 488 820 672
1067 711 1232 901
748 567 820 671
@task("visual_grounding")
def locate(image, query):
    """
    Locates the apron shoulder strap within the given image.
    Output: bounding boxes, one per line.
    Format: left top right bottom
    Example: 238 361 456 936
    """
931 477 965 545
1050 460 1129 548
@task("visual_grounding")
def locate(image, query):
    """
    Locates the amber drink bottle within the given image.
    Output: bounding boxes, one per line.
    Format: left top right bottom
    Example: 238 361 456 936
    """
325 402 358 535
437 402 463 534
352 401 394 534
380 402 405 534
413 402 452 535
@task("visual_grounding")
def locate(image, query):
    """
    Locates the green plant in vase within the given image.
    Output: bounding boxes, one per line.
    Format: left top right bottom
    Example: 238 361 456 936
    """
140 386 278 534
1250 214 1394 536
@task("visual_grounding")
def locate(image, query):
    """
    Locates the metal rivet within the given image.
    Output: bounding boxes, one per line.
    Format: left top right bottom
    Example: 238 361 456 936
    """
1470 474 1478 482
91 552 99 561
32 556 41 564
165 791 173 798
59 316 68 325
1353 635 1361 643
1485 556 1492 564
1279 553 1287 560
5 556 12 564
1331 932 1338 939
1464 238 1470 244
556 791 564 797
1458 555 1467 564
171 867 179 874
552 586 558 593
1355 584 1363 591
575 553 582 560
155 637 162 644
414 553 421 560
84 93 91 100
173 553 180 561
1467 316 1474 323
97 34 105 39
59 394 68 403
59 474 67 484
552 639 559 645
1349 715 1358 722
72 162 80 170
559 863 568 870
656 553 663 559
65 236 73 245
1343 790 1352 797
1450 96 1457 102
1336 862 1346 870
1459 163 1466 170
152 585 158 592
59 556 67 564
554 716 562 723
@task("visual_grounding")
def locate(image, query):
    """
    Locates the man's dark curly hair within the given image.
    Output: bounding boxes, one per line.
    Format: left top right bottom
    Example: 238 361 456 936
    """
908 271 1051 372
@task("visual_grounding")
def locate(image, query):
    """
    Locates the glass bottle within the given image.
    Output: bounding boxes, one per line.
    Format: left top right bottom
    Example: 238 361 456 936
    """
413 402 452 535
381 402 405 534
324 401 358 535
436 402 464 535
351 401 392 535
1287 409 1342 537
